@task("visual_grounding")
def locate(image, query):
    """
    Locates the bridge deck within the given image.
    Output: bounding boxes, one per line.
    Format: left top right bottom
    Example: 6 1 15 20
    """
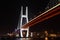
22 3 60 28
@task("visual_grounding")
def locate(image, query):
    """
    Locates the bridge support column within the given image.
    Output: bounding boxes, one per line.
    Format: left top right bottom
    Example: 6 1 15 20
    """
20 6 29 37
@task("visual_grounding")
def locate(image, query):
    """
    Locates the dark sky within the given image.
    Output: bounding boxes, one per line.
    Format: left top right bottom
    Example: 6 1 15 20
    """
0 0 16 34
0 0 50 34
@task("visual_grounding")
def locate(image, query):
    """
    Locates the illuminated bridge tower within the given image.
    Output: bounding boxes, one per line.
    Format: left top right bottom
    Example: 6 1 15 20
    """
20 6 29 37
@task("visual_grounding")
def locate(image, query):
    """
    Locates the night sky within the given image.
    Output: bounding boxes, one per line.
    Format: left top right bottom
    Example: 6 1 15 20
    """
0 0 55 34
0 0 16 34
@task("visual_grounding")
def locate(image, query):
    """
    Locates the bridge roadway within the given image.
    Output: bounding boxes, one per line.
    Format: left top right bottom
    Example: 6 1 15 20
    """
22 3 60 28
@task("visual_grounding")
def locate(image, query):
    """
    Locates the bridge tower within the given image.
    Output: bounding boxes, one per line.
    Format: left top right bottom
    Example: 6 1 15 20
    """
20 6 29 37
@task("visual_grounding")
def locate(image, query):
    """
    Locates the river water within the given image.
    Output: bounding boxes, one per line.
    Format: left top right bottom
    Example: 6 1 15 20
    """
0 37 60 40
